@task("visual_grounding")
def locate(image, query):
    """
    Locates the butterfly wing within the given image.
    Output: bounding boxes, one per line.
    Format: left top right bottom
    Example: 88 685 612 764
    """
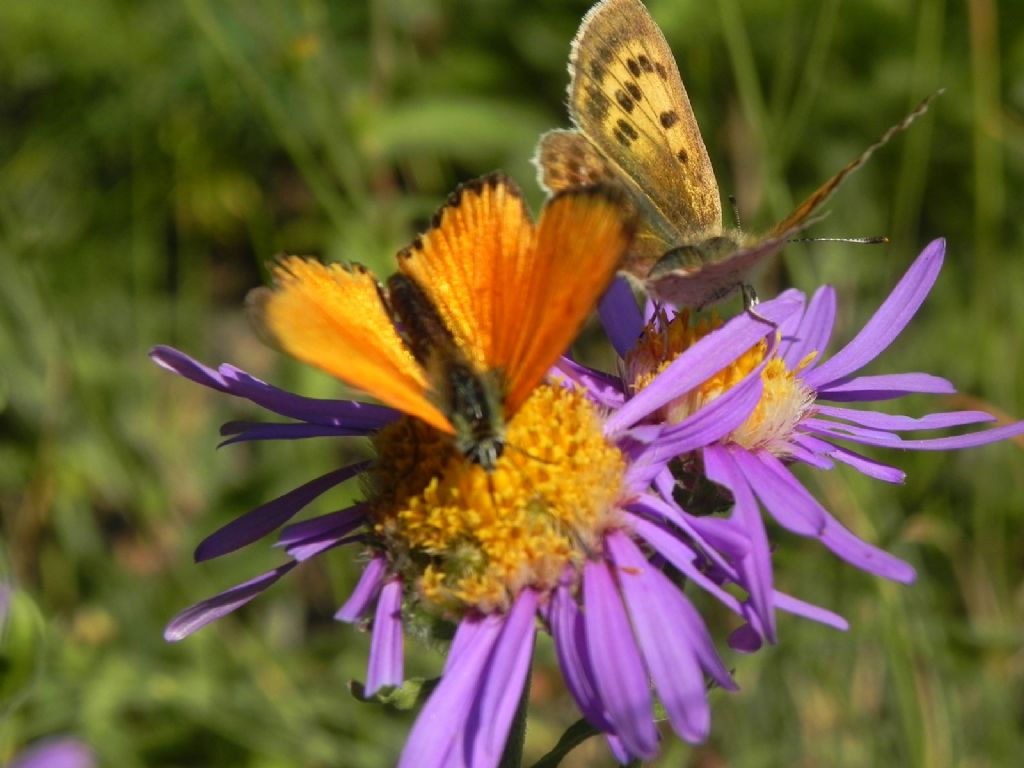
499 185 637 414
397 173 636 418
250 257 452 434
645 227 807 308
535 128 677 272
395 173 534 380
562 0 722 251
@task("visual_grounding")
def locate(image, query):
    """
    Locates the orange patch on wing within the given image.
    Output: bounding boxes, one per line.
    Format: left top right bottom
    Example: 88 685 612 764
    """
502 187 636 413
398 174 636 417
396 176 534 375
252 257 452 434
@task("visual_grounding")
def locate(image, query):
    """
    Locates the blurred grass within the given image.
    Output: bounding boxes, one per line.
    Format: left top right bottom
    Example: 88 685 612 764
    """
1 0 1022 765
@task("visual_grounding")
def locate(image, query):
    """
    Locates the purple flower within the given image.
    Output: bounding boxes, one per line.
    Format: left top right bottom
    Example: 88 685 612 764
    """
152 293 821 765
156 228 1021 765
8 738 95 768
602 238 1024 647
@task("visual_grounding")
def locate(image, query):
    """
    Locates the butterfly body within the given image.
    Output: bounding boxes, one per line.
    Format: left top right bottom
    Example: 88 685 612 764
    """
536 0 938 309
385 271 507 470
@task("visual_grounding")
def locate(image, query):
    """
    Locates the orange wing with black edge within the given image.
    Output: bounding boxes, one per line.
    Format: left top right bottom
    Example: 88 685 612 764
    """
395 174 534 378
500 185 636 414
397 173 636 419
250 257 453 434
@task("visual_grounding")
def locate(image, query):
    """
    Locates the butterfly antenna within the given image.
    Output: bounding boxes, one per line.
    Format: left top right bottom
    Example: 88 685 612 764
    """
728 194 743 233
790 236 890 244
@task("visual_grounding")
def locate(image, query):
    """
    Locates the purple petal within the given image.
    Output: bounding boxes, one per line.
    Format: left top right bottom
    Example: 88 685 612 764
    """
195 463 368 562
627 493 748 571
10 738 96 768
445 612 503 674
218 421 368 446
703 445 776 641
608 533 711 743
816 372 956 401
277 504 367 547
553 358 625 409
164 561 297 641
651 469 751 560
285 533 362 562
814 405 995 432
0 583 10 630
773 591 849 631
803 418 902 444
151 345 231 390
773 289 808 353
398 615 503 768
819 514 916 582
278 505 367 561
629 364 764 465
151 346 399 428
785 437 835 469
781 285 836 370
605 734 631 765
806 419 1024 451
605 296 801 434
609 530 735 697
464 590 539 765
847 420 1024 451
335 556 387 623
365 578 404 695
550 583 613 730
627 514 746 618
733 451 826 536
598 277 645 358
583 559 658 760
803 239 945 389
825 442 906 483
728 623 763 653
218 364 398 427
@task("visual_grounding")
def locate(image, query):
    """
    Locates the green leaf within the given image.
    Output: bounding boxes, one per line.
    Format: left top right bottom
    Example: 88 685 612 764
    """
348 676 440 711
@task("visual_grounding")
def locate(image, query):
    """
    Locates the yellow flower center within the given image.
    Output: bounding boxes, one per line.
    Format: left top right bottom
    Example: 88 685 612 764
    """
626 311 817 455
368 384 625 615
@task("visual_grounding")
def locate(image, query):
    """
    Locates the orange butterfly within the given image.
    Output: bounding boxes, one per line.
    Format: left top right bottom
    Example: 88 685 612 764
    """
250 173 635 469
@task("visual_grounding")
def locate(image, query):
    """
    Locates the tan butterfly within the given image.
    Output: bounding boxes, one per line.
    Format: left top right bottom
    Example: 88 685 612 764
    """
535 0 938 309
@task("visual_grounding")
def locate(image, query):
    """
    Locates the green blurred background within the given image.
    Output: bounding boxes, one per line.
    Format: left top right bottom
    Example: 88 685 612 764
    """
1 0 1022 765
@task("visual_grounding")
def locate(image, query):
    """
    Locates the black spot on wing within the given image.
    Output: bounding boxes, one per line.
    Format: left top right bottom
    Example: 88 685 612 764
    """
677 148 689 164
626 57 641 77
637 54 654 73
615 89 634 113
584 84 612 121
625 82 642 101
659 111 679 128
616 119 639 141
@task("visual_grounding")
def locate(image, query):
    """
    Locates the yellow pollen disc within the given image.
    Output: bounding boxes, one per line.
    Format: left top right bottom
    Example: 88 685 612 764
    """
368 385 625 615
626 313 817 455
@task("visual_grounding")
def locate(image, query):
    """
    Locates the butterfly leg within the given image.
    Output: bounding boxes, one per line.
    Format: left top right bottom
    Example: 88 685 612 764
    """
740 283 777 328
